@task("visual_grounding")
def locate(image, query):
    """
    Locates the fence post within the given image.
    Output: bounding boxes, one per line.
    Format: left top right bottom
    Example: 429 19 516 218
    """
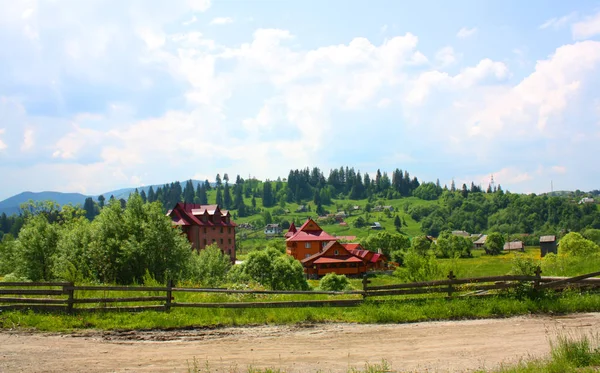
447 271 455 298
534 266 542 290
64 282 74 314
362 274 370 300
165 279 173 312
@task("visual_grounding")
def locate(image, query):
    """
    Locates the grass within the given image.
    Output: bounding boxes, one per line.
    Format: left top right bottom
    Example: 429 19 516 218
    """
480 332 600 373
2 291 600 332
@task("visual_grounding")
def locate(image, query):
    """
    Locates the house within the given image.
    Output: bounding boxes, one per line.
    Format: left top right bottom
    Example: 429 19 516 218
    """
302 241 367 278
373 205 394 212
452 230 470 237
285 218 337 260
579 197 595 204
540 235 557 257
284 222 297 239
370 222 382 230
167 203 236 261
264 224 282 235
473 235 488 248
503 240 525 252
296 205 307 213
342 243 387 270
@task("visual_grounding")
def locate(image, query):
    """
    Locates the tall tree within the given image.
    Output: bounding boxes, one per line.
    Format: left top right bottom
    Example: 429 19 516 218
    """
98 195 106 208
140 189 147 203
147 187 155 203
223 182 232 209
183 180 195 203
216 187 223 206
83 197 97 221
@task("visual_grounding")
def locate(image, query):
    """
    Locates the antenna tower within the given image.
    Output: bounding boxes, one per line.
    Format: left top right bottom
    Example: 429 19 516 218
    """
490 174 496 191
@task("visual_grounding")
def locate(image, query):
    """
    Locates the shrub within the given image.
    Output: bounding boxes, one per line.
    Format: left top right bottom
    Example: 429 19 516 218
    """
559 232 600 257
395 250 443 282
191 244 232 287
319 273 350 291
484 232 505 255
511 255 539 276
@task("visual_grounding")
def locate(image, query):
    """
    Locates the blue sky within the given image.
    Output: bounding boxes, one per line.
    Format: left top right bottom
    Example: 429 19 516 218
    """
1 0 600 200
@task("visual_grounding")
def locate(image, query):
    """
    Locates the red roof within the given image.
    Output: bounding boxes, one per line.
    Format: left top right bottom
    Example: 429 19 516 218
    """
167 202 236 227
284 222 297 238
286 218 336 242
313 256 364 264
342 243 363 251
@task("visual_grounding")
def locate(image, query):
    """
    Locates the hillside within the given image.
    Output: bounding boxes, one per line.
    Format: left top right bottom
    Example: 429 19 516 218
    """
0 191 90 215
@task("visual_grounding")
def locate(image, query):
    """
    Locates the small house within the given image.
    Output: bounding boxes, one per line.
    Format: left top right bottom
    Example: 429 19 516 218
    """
503 240 525 252
540 235 557 257
370 222 382 230
296 205 307 213
579 197 595 204
473 235 487 248
264 223 282 235
342 243 387 271
284 222 297 239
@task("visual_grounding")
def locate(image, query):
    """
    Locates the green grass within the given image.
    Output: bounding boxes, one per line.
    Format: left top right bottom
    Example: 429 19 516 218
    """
479 332 600 373
2 291 600 332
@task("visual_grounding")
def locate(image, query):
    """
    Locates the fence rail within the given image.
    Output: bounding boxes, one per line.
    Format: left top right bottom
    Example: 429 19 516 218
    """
1 267 599 313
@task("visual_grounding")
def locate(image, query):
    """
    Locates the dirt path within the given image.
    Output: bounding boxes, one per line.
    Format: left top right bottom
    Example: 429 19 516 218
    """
1 313 599 373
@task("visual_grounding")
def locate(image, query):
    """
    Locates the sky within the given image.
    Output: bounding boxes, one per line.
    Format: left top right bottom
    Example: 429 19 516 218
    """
1 0 600 200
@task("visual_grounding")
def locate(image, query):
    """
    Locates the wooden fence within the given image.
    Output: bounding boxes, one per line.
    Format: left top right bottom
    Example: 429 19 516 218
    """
1 268 599 313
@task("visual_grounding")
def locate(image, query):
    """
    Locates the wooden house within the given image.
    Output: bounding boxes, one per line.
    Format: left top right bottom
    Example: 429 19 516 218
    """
167 203 236 261
540 235 557 257
503 240 525 252
342 243 387 270
285 218 337 260
473 235 487 248
284 222 297 238
301 241 367 278
264 224 282 235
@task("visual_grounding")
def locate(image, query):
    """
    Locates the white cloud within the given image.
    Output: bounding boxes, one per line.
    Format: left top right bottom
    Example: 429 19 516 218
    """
572 11 600 39
435 46 458 67
457 27 477 39
0 129 6 151
209 17 234 25
21 128 34 151
539 12 577 30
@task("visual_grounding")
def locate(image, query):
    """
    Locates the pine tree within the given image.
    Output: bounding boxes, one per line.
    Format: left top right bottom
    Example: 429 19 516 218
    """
183 180 195 203
140 190 147 203
147 187 155 203
98 195 106 208
394 215 401 230
204 179 212 191
216 188 223 206
223 182 232 209
83 197 97 221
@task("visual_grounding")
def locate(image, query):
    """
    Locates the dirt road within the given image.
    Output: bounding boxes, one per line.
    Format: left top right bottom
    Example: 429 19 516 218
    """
1 313 599 373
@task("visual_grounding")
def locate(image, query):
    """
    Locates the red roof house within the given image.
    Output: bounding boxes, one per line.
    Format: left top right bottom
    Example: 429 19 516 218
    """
167 203 236 261
284 222 297 239
342 243 387 270
301 241 367 278
285 218 337 260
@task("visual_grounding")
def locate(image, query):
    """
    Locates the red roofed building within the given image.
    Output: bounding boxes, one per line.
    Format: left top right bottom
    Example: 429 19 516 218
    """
286 218 337 260
167 202 236 261
342 243 387 270
284 222 297 239
302 241 367 277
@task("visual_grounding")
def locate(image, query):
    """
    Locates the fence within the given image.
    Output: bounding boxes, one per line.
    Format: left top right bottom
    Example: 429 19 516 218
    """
1 268 599 313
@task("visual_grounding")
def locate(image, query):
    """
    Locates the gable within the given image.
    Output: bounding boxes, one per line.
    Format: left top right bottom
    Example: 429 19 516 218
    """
300 219 322 232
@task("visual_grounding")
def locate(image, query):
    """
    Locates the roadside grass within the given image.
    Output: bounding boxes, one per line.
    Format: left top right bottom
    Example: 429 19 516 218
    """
2 291 600 332
479 332 600 373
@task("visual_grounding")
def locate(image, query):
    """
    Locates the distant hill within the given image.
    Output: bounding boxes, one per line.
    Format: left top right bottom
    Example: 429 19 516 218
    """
0 180 211 215
0 191 90 215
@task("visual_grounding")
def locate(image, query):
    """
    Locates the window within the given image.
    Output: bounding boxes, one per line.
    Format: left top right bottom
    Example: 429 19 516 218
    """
203 239 207 245
228 238 232 244
305 254 310 258
203 227 207 233
334 250 339 255
212 238 216 243
322 242 327 248
220 239 223 244
228 227 231 234
212 227 215 231
305 242 311 248
220 227 223 233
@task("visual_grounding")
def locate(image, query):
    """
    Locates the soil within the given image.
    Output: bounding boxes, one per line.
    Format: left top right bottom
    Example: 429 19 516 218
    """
1 313 599 373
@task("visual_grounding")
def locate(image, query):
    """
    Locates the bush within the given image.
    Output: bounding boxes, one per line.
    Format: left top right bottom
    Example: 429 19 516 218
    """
511 254 539 276
191 244 232 287
319 273 350 291
239 248 309 290
485 232 505 255
410 236 432 257
559 232 600 257
435 232 472 258
394 250 443 282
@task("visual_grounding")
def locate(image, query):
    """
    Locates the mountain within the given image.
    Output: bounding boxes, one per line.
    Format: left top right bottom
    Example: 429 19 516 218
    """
0 191 90 216
0 180 212 215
